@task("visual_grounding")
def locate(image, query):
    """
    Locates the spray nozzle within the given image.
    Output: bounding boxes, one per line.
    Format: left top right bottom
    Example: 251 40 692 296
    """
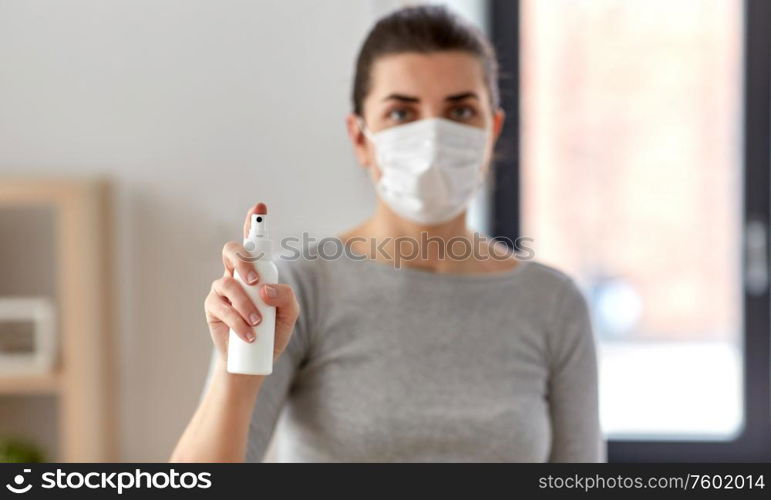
249 212 268 239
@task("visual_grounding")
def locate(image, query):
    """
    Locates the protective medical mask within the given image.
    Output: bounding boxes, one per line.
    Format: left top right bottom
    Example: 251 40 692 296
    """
360 117 490 226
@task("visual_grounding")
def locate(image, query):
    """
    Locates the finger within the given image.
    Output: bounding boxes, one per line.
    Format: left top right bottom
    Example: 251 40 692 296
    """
206 292 255 343
213 276 262 328
222 241 260 284
260 284 300 323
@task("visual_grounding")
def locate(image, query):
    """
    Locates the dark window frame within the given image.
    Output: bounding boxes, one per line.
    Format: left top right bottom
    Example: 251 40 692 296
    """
489 0 771 462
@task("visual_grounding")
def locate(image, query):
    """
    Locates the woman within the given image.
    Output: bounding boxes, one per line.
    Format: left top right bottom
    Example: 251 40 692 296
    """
172 5 604 463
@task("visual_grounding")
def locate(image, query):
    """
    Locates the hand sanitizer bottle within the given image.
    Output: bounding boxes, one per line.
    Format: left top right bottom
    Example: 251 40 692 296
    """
227 203 278 375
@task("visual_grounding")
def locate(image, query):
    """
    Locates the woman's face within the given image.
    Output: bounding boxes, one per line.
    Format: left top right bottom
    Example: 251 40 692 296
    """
347 50 505 180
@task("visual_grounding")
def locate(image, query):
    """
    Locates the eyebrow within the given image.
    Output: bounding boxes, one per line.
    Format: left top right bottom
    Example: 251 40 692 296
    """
445 91 479 102
381 91 479 103
382 93 420 103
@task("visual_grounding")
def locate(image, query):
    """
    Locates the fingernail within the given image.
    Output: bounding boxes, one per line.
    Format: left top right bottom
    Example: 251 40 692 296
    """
247 333 256 343
249 313 261 326
265 285 278 298
247 271 259 284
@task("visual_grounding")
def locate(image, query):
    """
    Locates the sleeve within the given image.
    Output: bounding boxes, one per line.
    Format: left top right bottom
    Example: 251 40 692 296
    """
244 257 317 462
546 278 606 462
199 257 316 463
243 326 307 462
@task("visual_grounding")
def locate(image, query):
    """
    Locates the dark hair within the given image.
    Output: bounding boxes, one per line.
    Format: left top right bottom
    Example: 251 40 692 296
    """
352 5 500 116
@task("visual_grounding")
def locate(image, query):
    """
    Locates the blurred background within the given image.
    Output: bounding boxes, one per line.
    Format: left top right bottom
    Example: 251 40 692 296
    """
0 0 768 462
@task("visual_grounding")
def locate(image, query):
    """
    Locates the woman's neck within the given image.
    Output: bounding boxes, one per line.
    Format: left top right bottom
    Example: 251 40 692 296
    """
338 202 518 274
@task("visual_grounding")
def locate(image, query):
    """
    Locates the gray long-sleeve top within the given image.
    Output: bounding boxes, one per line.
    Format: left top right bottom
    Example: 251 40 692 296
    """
204 244 605 462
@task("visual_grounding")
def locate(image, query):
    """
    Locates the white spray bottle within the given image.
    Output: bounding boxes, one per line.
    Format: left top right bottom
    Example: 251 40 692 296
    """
227 203 278 375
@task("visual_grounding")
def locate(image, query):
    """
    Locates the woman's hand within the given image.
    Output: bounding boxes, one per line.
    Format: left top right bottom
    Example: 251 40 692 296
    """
204 203 300 365
173 203 301 463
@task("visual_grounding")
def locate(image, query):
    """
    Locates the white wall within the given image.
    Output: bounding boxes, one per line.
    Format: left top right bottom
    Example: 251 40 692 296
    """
0 0 376 461
0 0 490 461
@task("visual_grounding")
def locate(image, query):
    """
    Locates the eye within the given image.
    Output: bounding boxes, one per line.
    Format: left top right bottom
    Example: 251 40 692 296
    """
386 107 414 123
448 105 477 122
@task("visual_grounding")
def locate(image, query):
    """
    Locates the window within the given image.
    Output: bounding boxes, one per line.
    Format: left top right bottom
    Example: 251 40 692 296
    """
490 0 771 461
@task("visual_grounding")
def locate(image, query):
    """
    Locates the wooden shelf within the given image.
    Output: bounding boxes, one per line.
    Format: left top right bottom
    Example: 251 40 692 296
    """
0 373 61 395
0 178 115 461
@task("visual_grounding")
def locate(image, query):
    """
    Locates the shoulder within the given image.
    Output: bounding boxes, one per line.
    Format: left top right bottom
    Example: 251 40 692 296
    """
271 243 336 349
519 260 585 304
274 236 365 288
274 245 327 298
274 239 351 308
518 260 592 337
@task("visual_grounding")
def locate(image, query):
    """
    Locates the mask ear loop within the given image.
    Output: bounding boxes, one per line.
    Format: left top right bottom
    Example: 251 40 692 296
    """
357 116 374 141
469 128 493 197
357 116 378 172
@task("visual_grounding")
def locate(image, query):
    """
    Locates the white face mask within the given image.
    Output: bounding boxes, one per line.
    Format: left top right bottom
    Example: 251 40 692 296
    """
360 117 490 226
